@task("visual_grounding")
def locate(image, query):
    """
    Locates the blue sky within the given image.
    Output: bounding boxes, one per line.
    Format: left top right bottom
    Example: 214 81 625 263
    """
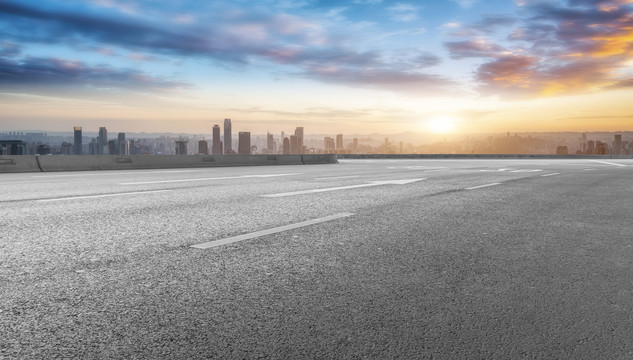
1 0 632 134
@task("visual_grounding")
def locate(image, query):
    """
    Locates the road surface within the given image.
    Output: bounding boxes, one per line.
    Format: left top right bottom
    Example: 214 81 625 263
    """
1 158 632 359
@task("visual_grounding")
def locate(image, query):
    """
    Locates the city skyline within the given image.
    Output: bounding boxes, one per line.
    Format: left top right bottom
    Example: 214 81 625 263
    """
1 0 633 134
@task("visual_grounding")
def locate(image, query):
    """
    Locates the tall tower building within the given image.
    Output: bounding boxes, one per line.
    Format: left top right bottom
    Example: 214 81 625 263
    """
267 132 274 153
238 132 251 155
212 125 222 154
614 134 622 155
98 127 107 154
175 140 188 155
73 126 82 155
294 127 304 154
336 134 343 152
282 137 290 154
290 135 299 154
198 140 208 155
223 118 232 154
117 132 126 155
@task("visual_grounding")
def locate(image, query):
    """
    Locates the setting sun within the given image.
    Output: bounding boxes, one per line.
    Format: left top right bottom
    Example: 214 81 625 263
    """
426 116 459 134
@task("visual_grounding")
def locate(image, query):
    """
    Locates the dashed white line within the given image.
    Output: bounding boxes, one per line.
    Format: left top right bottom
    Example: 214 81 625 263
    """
262 178 425 197
589 160 627 167
315 175 361 180
191 213 355 249
541 173 560 177
36 190 172 202
120 173 302 185
465 183 502 190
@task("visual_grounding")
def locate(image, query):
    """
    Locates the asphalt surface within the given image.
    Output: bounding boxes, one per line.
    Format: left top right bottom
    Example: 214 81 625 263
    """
1 158 632 359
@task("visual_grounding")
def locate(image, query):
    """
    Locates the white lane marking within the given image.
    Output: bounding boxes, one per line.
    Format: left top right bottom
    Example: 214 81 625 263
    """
584 168 596 171
315 175 361 180
120 173 302 185
589 160 627 167
541 173 560 177
510 169 542 173
465 183 502 190
261 178 425 198
36 190 172 202
32 170 203 178
191 213 355 249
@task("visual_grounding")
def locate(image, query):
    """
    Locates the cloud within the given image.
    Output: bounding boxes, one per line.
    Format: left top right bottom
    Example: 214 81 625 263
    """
447 0 633 97
386 3 420 22
451 0 480 9
0 0 453 94
0 56 190 90
445 39 507 59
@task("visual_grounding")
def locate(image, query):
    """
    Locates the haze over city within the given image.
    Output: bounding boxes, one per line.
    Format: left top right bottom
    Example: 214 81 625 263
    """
1 0 633 135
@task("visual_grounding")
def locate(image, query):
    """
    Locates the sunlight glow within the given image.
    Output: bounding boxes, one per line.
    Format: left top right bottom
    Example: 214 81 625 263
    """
426 116 459 134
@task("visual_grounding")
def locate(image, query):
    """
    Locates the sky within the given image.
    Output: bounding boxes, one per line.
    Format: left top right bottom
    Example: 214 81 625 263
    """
1 0 632 135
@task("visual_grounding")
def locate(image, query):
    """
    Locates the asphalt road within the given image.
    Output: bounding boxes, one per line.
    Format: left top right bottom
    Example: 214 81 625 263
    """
1 158 632 359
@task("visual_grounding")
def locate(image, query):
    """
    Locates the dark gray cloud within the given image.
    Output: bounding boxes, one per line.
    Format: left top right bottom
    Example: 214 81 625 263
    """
0 0 453 93
0 56 190 90
445 40 506 59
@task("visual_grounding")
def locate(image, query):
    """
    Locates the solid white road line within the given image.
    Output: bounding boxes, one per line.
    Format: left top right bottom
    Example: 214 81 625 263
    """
32 170 203 178
510 169 542 173
589 160 627 167
465 183 502 190
191 213 355 249
261 178 425 197
541 173 560 177
120 173 302 185
36 190 172 202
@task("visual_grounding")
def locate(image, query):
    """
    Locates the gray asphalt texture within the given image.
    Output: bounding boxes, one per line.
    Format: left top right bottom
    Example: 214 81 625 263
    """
1 159 632 359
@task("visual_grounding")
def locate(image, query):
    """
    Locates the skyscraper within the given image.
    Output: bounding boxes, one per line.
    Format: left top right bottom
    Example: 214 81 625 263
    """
282 137 290 154
267 132 274 153
290 135 299 154
198 140 208 155
175 140 188 155
336 134 343 152
238 132 251 155
212 125 222 154
98 127 107 154
614 134 622 155
294 127 304 154
224 118 232 154
324 137 335 153
73 126 82 155
117 133 127 155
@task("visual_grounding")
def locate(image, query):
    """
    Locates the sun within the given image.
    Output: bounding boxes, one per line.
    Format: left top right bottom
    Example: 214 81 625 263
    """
426 116 459 134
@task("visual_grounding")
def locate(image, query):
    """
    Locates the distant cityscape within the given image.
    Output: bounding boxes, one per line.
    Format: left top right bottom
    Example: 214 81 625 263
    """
1 119 632 156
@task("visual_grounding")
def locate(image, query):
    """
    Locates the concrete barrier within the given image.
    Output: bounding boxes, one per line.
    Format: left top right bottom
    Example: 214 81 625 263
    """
338 154 633 160
302 154 338 164
0 155 42 173
26 154 330 172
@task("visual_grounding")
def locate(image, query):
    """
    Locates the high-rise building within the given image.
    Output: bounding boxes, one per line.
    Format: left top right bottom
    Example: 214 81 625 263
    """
324 137 335 153
212 125 222 154
614 134 622 155
117 133 127 155
175 140 188 155
353 138 358 153
282 137 290 154
267 132 274 153
336 134 343 152
60 142 72 155
587 140 595 155
98 127 107 154
224 118 232 154
108 140 117 155
290 135 299 154
238 132 251 154
73 127 82 155
294 127 304 154
198 140 208 155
